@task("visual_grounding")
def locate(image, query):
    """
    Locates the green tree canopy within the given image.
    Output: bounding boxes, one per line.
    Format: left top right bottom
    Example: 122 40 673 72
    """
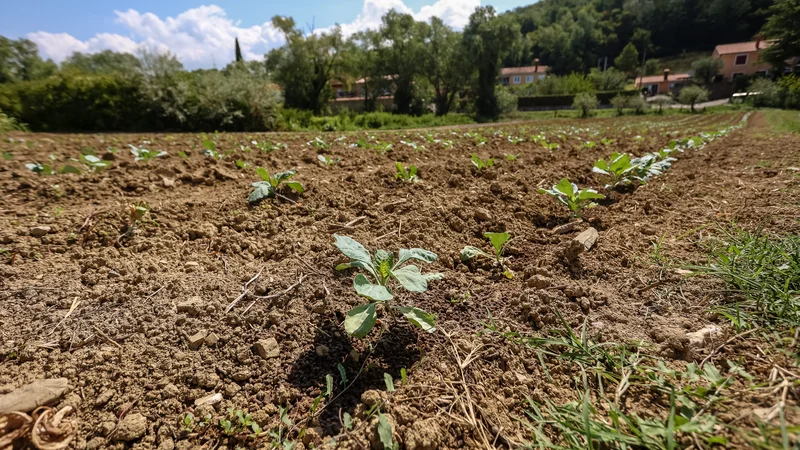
62 50 142 75
0 37 57 83
422 17 472 116
691 57 724 84
760 0 800 72
614 43 639 78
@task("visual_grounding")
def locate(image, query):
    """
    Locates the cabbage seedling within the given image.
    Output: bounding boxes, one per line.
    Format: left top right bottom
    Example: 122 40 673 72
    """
307 137 329 150
129 144 167 161
25 163 53 175
248 167 304 204
593 152 634 187
539 178 605 216
471 154 494 170
333 235 443 338
77 154 110 172
460 232 514 279
395 163 418 182
318 155 341 166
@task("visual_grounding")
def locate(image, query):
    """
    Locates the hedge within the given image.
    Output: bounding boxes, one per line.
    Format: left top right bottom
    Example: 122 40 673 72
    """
518 90 639 109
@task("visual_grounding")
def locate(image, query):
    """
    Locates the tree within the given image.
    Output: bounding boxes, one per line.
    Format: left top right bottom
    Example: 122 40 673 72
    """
589 67 627 91
611 94 627 115
678 85 709 112
235 38 243 63
265 17 345 114
62 50 141 74
691 57 724 84
614 42 639 78
0 36 57 83
463 6 522 118
644 59 661 76
650 95 674 113
747 78 780 107
380 11 427 114
761 0 800 72
422 17 471 116
573 92 599 117
345 30 392 112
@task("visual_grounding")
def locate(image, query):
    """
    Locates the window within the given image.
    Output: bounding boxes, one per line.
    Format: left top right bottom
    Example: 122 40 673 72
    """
731 72 744 81
755 70 768 77
501 77 509 86
734 54 748 66
513 76 521 84
525 75 534 83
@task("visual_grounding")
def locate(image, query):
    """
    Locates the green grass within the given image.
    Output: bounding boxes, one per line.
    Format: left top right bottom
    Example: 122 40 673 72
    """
763 109 800 134
691 227 800 330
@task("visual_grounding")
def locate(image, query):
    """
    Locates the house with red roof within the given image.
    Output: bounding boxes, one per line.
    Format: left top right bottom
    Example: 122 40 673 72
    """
635 69 691 95
500 59 548 86
711 38 775 81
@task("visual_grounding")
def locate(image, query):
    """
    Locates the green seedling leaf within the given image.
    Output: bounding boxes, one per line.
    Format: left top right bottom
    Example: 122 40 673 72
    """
337 363 347 386
344 303 378 338
59 165 81 174
460 246 491 261
554 178 574 197
334 235 376 276
236 159 249 169
397 306 436 333
248 181 276 205
202 139 215 151
483 232 510 256
354 274 392 301
400 368 407 384
391 265 430 292
343 412 353 430
384 373 395 392
377 413 394 450
255 167 271 182
396 248 437 266
2 152 12 160
285 181 304 193
325 374 334 396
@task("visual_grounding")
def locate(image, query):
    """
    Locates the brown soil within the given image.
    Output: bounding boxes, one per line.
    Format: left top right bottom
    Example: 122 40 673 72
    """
0 111 797 449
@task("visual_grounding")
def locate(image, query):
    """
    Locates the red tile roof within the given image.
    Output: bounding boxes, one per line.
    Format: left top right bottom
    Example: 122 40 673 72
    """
501 65 548 75
635 73 691 84
714 40 773 55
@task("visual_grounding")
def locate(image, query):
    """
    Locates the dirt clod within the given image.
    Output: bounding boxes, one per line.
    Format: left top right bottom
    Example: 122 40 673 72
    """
112 413 147 442
254 337 280 359
29 226 51 237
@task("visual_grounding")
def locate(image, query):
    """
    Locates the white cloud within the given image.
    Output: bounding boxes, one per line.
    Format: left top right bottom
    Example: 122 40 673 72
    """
27 1 481 69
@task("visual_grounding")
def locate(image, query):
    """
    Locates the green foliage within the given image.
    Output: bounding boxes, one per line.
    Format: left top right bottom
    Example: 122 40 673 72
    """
778 74 800 109
0 36 57 84
539 178 605 215
593 152 634 186
333 235 443 338
589 68 628 92
471 154 494 170
77 154 110 172
394 163 419 182
678 85 710 112
0 110 27 132
747 78 781 107
460 232 514 278
572 92 599 117
496 87 518 114
248 168 304 204
61 50 141 75
650 95 674 113
421 17 472 116
377 413 398 450
614 42 639 77
463 6 522 118
691 57 724 84
760 0 800 71
611 94 628 115
25 162 53 175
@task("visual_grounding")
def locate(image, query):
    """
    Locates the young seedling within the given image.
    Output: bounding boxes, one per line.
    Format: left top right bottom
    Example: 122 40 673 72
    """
248 167 304 205
541 141 560 151
25 162 54 175
507 135 524 145
395 163 419 182
333 235 443 338
505 154 519 162
461 232 514 279
317 154 341 166
235 159 250 169
74 154 109 172
307 137 329 150
471 154 494 170
129 144 167 161
254 140 287 153
593 152 635 187
120 203 149 240
583 141 597 149
539 178 605 216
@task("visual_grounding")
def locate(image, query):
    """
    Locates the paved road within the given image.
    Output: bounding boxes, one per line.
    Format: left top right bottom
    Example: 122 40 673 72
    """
667 98 730 110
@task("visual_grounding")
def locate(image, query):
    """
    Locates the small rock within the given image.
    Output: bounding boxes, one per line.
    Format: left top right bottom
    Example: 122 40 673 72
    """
193 372 219 389
311 302 326 314
316 345 329 357
686 325 722 348
177 297 203 316
189 222 217 240
194 392 223 407
232 371 252 381
113 413 147 442
361 390 383 408
95 389 115 408
0 235 13 244
162 384 180 399
204 333 219 346
184 261 200 273
552 220 582 235
0 378 70 413
98 421 116 436
158 437 175 450
30 226 52 238
254 338 280 359
574 227 599 252
526 275 551 289
188 330 208 350
474 208 492 221
86 437 106 450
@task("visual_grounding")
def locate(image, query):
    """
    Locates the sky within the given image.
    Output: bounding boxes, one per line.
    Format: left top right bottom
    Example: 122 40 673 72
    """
3 0 532 69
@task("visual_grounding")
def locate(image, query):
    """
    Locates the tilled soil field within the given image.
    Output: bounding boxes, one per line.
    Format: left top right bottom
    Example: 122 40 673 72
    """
0 111 798 449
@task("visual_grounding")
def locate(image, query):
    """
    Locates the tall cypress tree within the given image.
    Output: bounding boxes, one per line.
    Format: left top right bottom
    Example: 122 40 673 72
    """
235 38 243 63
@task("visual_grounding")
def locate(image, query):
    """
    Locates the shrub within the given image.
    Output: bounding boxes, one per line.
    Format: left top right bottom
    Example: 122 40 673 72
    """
0 110 28 132
573 92 599 117
747 78 781 107
611 94 627 115
627 95 648 114
590 68 627 92
678 85 709 112
778 74 800 109
496 88 518 114
650 95 673 113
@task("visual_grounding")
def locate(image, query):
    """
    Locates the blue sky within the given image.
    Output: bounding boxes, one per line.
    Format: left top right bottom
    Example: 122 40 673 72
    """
3 0 532 69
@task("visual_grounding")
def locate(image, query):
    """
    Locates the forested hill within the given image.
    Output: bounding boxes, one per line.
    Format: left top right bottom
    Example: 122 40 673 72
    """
503 0 774 74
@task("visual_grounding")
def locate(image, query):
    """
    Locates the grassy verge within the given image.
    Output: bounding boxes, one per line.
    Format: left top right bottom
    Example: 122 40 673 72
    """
496 226 799 449
763 109 800 134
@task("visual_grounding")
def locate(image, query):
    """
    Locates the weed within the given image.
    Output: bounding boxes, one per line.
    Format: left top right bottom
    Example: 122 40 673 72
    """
461 232 514 279
395 163 419 182
471 154 494 170
333 235 443 337
539 178 605 216
691 227 800 329
248 168 304 205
